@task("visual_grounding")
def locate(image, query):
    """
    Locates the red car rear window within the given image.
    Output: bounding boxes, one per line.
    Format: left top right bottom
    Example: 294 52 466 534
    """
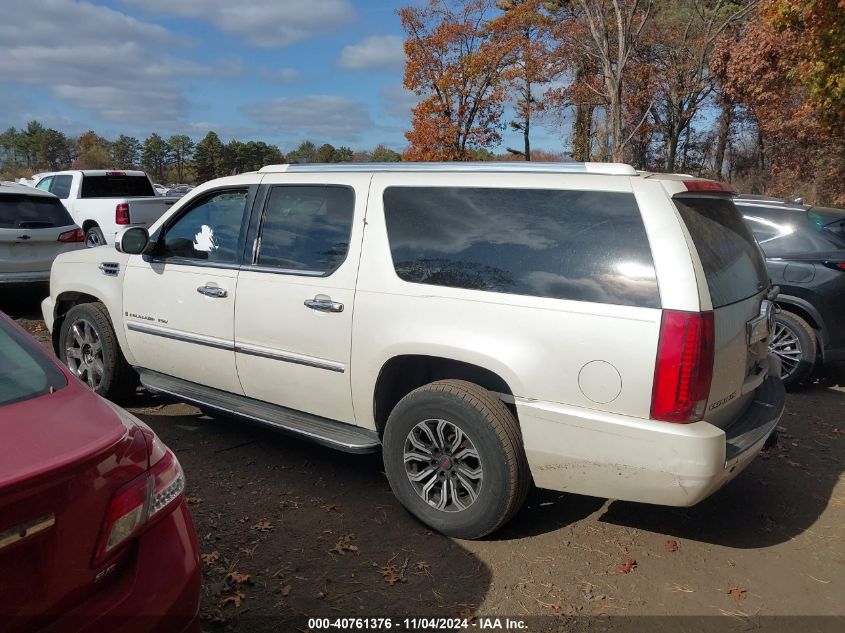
0 318 66 407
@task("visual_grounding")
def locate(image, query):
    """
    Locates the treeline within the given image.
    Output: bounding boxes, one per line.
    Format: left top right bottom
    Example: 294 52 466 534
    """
0 124 402 185
400 0 845 204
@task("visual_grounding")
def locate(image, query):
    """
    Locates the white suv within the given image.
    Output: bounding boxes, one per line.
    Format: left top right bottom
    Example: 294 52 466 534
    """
42 162 785 538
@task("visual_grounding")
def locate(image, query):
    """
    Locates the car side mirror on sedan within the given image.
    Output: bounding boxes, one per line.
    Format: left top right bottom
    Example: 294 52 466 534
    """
115 226 149 255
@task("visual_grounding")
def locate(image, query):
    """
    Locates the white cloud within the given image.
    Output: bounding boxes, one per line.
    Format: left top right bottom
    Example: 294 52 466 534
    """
122 0 355 48
240 96 373 142
0 0 234 128
261 67 301 84
379 85 419 119
338 35 404 70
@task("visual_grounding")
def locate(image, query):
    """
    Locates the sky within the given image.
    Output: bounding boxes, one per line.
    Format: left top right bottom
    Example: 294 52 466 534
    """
0 0 562 154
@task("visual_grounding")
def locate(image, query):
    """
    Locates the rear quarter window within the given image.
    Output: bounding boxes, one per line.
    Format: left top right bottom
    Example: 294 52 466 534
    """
674 195 768 308
383 187 660 308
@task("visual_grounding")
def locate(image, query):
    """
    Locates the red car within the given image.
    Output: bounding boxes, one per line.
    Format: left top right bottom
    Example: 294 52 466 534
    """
0 312 200 632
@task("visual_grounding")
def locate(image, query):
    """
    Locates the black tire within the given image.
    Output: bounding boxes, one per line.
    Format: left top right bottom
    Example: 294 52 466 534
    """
85 226 105 248
770 310 817 389
58 302 138 401
382 380 530 539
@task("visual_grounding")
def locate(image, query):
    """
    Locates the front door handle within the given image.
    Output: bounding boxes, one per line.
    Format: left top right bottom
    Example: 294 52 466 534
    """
197 284 228 298
304 297 344 313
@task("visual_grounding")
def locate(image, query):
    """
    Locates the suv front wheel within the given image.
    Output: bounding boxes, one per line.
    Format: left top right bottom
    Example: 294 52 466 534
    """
58 302 138 401
382 380 530 539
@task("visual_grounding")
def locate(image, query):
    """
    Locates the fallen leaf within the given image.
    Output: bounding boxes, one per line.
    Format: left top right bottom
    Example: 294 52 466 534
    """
329 533 359 555
218 591 245 608
457 607 475 623
727 586 747 602
201 551 220 565
33 324 46 332
379 565 401 585
186 496 204 505
226 571 251 585
315 591 326 600
617 558 637 574
252 519 274 532
665 539 679 552
280 584 292 597
787 460 804 469
321 504 340 513
415 560 431 572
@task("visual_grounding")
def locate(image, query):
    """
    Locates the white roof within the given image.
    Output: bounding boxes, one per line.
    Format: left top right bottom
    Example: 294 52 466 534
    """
0 181 57 198
258 161 639 176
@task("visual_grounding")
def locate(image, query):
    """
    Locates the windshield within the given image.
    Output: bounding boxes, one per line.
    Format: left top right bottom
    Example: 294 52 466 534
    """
0 194 75 229
674 195 769 308
80 174 154 198
0 317 67 407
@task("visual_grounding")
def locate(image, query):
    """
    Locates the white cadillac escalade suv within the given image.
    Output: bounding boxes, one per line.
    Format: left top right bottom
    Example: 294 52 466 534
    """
42 162 785 538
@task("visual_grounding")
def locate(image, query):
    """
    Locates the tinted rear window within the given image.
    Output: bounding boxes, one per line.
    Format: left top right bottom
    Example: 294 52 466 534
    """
383 187 660 308
739 204 845 255
0 318 67 407
0 194 74 229
674 195 768 308
80 174 154 198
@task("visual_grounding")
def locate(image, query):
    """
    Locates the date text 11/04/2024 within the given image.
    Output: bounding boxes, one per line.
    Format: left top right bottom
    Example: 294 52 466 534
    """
306 618 528 630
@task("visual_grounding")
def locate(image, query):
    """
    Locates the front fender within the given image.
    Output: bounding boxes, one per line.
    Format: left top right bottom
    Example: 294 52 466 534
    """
49 251 135 365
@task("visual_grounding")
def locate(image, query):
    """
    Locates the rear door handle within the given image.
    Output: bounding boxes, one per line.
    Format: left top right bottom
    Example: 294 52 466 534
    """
197 284 228 298
304 297 344 313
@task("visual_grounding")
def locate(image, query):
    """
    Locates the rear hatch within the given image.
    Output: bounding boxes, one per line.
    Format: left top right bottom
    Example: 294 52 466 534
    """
0 320 148 628
673 194 772 427
0 193 80 274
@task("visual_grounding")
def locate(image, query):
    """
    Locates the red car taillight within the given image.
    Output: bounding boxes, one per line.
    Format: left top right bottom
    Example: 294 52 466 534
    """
651 310 715 423
823 261 845 271
93 446 185 567
115 203 130 225
57 228 84 242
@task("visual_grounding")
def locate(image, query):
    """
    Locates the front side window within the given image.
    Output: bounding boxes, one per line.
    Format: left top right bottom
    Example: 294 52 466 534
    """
159 189 248 264
256 185 354 274
383 187 660 308
35 177 53 192
50 175 73 199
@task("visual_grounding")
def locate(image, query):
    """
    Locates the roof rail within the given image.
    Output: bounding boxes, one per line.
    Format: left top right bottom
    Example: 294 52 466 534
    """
257 161 638 176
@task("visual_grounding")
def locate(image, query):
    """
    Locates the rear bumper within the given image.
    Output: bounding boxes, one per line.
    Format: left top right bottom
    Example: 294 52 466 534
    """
519 377 785 507
43 502 201 633
0 270 50 284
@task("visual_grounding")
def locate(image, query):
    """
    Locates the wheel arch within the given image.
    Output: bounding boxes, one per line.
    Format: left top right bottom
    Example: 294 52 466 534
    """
372 354 517 439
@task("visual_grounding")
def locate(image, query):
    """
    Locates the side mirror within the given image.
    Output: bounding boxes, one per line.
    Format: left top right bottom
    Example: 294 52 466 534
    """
115 226 149 255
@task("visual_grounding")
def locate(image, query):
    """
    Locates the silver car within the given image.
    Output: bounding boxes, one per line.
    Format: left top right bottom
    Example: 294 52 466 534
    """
0 182 85 285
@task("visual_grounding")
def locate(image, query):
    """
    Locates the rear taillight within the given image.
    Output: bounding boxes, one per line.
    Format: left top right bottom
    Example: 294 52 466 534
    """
823 261 845 271
651 310 715 423
93 448 185 567
115 202 130 225
57 228 84 242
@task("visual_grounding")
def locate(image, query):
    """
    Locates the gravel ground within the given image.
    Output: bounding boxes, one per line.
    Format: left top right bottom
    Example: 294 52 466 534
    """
4 287 844 631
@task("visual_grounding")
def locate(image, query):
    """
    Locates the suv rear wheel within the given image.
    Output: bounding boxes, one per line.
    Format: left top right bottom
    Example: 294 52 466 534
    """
58 302 138 401
770 310 817 389
382 380 530 539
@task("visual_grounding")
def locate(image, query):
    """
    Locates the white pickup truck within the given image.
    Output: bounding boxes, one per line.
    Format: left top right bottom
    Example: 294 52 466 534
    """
33 170 178 248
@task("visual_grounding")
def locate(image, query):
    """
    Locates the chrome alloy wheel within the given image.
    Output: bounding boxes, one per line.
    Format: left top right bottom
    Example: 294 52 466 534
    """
65 318 104 389
85 231 102 248
403 419 483 512
769 321 802 379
